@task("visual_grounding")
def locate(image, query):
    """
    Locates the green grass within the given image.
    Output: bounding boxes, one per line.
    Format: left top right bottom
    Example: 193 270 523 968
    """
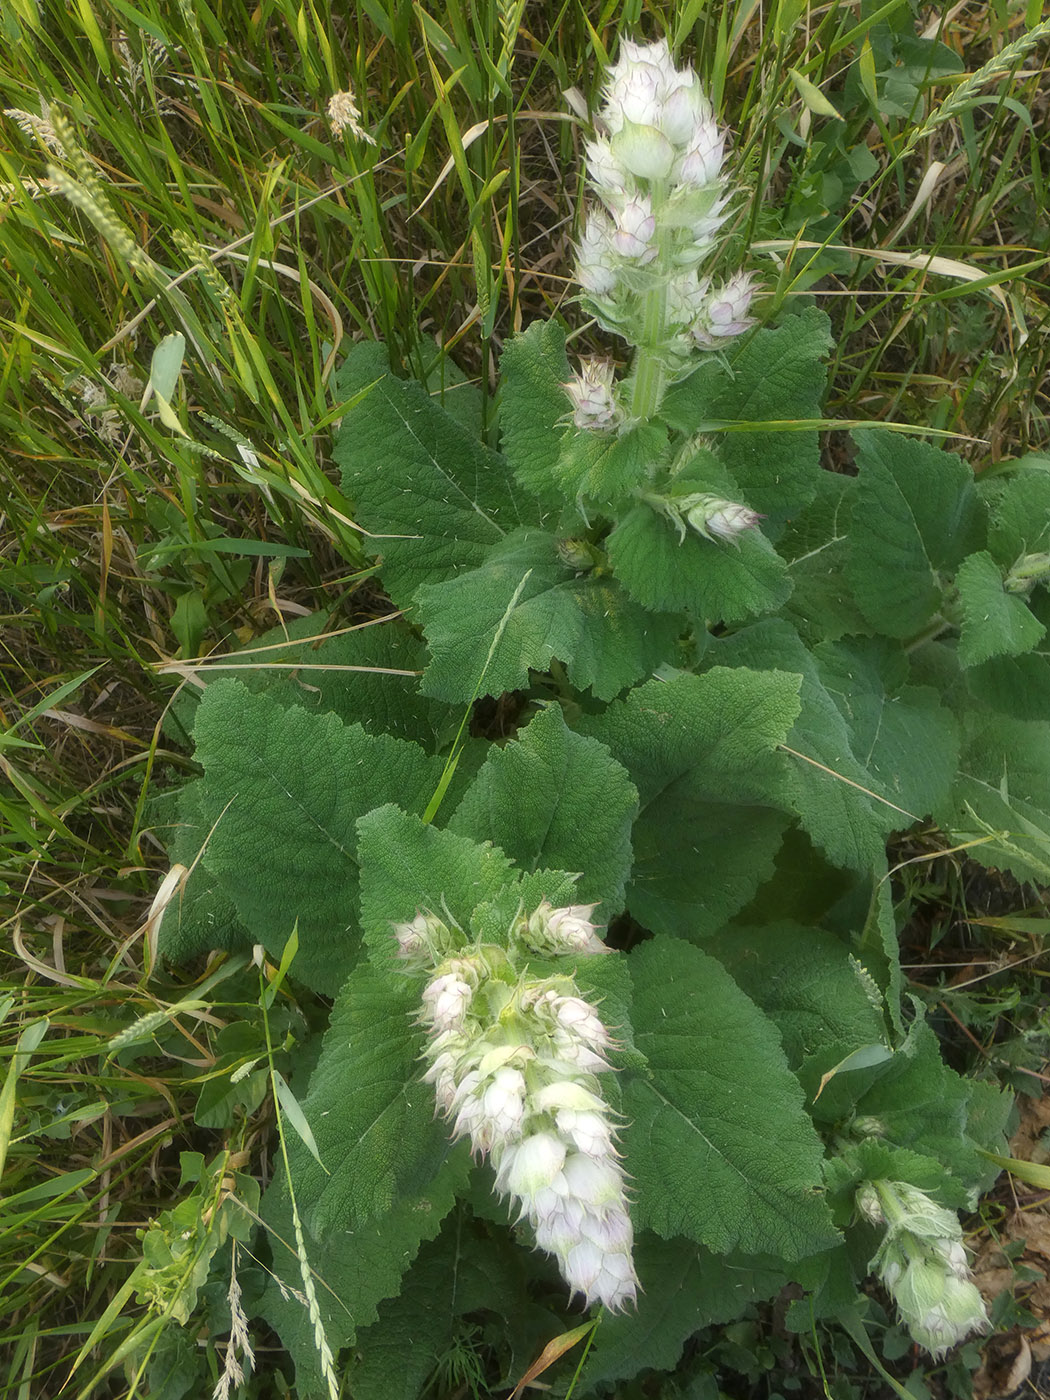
2 0 1049 1395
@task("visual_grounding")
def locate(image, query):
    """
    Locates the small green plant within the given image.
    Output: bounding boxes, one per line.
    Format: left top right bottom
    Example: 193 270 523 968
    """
147 31 1050 1400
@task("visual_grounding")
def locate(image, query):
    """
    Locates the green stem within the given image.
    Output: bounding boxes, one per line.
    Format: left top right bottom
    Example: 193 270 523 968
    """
629 181 669 424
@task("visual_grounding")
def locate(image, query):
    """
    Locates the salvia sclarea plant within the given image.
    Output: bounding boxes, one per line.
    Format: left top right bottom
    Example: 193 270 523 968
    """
153 34 1050 1399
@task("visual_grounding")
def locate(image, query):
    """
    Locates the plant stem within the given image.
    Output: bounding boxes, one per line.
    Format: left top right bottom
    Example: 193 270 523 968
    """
629 181 669 423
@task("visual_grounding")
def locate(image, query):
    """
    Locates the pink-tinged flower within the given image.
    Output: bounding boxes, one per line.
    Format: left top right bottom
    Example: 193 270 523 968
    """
674 117 725 186
585 137 629 196
523 900 608 955
611 193 656 260
420 973 473 1033
603 50 666 133
690 271 759 346
685 494 762 545
563 358 622 431
575 209 619 295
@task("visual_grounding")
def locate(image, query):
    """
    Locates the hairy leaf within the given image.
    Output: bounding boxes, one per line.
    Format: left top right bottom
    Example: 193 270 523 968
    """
583 1235 785 1387
607 501 792 622
579 669 801 939
846 429 985 638
416 528 679 702
450 704 638 916
939 711 1050 885
498 319 574 515
662 307 832 517
333 342 527 608
956 550 1045 667
187 680 443 988
356 804 517 966
711 622 894 870
707 922 888 1070
625 939 837 1258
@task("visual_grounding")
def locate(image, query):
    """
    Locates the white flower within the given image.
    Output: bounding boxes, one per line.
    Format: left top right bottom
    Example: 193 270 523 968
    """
563 359 622 432
585 137 629 196
523 900 607 955
674 117 725 186
690 271 759 346
611 193 656 261
421 973 473 1034
575 210 619 296
499 1131 567 1197
683 493 762 545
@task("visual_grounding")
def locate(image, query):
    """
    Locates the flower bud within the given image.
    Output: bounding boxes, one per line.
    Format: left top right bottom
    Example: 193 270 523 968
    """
1004 550 1050 595
690 271 758 346
523 900 608 956
391 909 452 965
863 1179 989 1357
611 193 656 261
610 120 675 181
585 137 629 196
575 210 619 296
421 973 473 1034
563 358 622 432
499 1131 567 1197
683 493 762 545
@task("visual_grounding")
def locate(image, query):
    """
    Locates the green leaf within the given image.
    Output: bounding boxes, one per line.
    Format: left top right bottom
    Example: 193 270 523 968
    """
966 647 1050 722
356 804 516 967
583 1235 785 1387
939 711 1050 884
416 528 679 702
814 638 960 818
625 939 838 1259
779 474 870 642
259 1155 468 1397
498 319 573 514
956 550 1045 666
707 922 888 1070
607 501 792 623
292 966 460 1229
663 307 833 517
333 342 528 608
580 669 801 940
984 461 1050 565
157 779 249 963
349 1214 555 1400
187 680 443 988
711 622 893 870
555 422 666 506
450 705 638 916
846 429 986 638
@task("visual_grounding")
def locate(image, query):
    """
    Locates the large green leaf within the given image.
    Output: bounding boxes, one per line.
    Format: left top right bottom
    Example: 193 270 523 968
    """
356 804 517 967
259 1157 467 1399
956 550 1045 667
984 467 1050 564
661 307 832 518
184 680 443 988
624 939 838 1259
498 319 573 515
157 778 248 963
580 669 801 939
814 637 960 818
779 474 870 642
333 342 529 608
555 421 666 506
711 622 894 871
349 1214 557 1400
416 528 679 702
707 922 888 1070
450 705 638 917
582 1235 785 1388
846 429 986 638
965 647 1050 722
938 710 1050 884
607 500 792 622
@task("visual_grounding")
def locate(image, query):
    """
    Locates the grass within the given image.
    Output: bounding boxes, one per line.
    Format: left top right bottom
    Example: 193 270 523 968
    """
1 0 1049 1395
